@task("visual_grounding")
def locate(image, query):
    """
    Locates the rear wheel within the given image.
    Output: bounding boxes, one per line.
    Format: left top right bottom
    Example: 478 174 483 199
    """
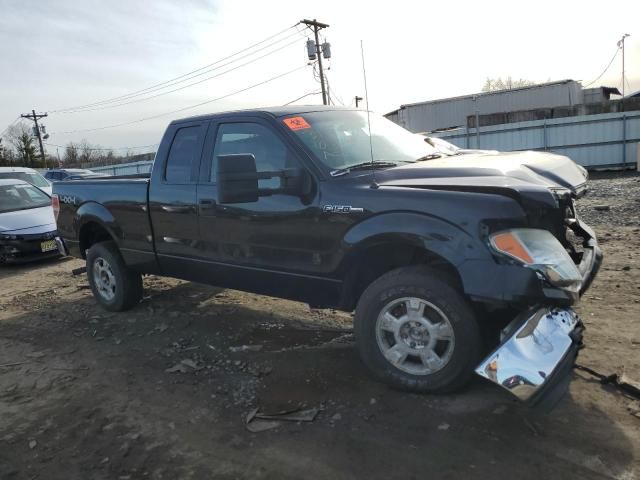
354 266 481 393
86 241 142 312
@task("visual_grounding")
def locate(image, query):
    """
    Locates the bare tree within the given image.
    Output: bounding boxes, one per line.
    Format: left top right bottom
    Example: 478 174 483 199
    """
6 123 38 166
78 139 96 165
64 142 80 166
482 76 536 92
106 150 116 164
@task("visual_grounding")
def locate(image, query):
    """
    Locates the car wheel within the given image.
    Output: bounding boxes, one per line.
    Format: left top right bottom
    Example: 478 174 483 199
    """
354 265 481 393
86 241 142 312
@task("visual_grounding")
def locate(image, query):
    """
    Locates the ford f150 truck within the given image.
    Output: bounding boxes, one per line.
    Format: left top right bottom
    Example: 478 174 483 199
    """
53 106 601 408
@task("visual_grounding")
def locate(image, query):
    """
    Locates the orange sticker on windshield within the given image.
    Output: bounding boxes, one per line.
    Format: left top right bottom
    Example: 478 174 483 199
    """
283 116 311 130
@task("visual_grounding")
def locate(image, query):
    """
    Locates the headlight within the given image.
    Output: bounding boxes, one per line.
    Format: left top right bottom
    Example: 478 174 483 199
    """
489 228 582 291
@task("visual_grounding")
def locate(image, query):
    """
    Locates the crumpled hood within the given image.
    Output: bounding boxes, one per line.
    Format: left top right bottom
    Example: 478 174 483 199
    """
378 151 588 197
0 206 56 234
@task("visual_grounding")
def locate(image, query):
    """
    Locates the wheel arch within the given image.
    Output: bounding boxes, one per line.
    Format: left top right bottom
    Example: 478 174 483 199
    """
76 202 120 258
338 212 482 310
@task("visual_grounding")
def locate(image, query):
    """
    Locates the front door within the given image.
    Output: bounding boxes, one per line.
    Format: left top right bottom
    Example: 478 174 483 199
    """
196 117 341 303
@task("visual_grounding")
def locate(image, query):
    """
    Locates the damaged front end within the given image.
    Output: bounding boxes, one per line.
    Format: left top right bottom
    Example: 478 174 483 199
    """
476 307 584 410
476 198 601 410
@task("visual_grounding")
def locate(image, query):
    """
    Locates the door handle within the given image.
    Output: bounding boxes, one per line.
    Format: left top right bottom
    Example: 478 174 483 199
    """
161 205 193 213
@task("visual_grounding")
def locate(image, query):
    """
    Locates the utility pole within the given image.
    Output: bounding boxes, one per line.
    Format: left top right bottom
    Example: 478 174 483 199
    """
355 96 363 108
20 109 48 167
301 19 329 105
618 34 630 110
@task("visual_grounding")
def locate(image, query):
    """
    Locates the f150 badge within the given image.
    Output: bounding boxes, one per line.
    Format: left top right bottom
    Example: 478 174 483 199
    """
323 205 364 214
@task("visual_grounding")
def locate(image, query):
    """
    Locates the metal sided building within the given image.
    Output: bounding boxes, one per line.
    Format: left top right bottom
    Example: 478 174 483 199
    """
385 79 584 133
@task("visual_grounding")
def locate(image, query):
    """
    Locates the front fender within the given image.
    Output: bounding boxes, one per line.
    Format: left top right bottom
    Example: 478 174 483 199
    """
343 211 484 268
341 211 559 306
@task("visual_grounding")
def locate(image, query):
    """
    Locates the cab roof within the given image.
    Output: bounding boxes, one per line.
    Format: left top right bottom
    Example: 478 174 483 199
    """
171 105 359 125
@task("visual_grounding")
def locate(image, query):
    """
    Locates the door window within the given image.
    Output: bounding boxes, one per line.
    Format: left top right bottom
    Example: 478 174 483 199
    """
211 123 294 188
165 126 201 183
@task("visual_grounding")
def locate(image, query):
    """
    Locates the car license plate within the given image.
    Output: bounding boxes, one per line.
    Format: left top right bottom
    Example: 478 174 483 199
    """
41 240 58 252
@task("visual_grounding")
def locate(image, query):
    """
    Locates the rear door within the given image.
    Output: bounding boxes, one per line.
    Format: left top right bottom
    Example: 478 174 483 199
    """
149 120 207 276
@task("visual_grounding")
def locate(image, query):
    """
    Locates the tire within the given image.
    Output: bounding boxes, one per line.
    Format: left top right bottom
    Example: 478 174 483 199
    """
86 241 143 312
354 265 481 393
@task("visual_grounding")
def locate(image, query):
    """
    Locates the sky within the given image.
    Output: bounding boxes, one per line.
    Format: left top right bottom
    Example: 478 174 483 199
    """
0 0 639 155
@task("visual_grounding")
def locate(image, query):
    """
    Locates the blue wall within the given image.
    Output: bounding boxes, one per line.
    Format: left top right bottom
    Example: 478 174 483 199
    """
435 112 640 169
91 160 154 176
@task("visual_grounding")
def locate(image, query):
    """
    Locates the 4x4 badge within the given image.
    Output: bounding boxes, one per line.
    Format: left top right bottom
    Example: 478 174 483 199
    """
323 205 364 214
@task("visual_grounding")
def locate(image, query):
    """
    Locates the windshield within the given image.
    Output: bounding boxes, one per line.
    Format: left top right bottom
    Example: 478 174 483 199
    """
0 171 50 188
424 136 461 155
0 183 51 213
284 111 439 172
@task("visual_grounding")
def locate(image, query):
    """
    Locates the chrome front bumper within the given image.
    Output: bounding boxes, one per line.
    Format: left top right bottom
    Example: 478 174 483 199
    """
476 307 583 410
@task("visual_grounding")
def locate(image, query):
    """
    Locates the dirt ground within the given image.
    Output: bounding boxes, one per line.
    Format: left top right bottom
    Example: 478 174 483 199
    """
1 172 639 480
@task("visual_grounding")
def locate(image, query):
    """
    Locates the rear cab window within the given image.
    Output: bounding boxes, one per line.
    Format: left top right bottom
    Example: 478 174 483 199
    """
165 126 202 183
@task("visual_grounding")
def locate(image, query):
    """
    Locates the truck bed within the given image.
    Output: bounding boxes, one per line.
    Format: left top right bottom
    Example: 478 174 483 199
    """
53 177 153 263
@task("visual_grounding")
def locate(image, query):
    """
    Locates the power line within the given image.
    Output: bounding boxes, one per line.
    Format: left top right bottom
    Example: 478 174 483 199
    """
57 37 301 114
52 64 308 135
50 24 301 113
283 91 322 105
44 142 159 152
300 19 329 105
583 47 620 87
20 111 48 165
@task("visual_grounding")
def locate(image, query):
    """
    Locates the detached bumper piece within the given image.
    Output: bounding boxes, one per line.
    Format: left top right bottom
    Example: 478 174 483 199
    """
476 307 583 411
0 232 65 264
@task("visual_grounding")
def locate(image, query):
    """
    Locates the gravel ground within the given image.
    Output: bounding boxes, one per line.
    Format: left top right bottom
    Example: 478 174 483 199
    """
575 171 640 227
0 171 638 479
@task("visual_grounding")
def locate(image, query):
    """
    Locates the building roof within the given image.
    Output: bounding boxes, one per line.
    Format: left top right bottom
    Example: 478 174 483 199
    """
388 79 579 114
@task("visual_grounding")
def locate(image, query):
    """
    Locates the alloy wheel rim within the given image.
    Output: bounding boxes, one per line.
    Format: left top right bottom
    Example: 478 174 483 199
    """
375 297 455 375
93 257 116 301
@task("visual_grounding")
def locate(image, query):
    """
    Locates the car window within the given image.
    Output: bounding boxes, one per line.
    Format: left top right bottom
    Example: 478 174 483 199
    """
165 126 201 183
211 122 294 188
0 172 49 188
0 184 50 213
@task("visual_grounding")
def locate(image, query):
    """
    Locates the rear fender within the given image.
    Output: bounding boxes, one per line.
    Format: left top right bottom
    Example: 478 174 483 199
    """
75 201 121 246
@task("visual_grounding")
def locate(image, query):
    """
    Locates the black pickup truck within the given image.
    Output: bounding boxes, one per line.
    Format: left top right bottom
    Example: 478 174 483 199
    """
53 106 601 408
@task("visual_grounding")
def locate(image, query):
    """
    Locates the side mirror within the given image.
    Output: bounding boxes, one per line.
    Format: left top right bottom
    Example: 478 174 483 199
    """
217 154 259 204
277 168 313 199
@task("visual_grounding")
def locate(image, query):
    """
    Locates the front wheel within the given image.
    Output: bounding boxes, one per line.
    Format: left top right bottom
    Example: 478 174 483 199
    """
354 266 481 393
86 241 143 312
